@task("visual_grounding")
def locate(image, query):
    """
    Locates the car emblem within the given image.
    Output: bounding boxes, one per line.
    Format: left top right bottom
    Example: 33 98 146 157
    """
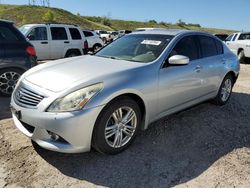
16 90 23 100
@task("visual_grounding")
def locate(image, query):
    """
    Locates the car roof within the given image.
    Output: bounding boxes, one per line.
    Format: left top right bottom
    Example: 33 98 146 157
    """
0 19 14 24
131 29 201 36
21 23 79 28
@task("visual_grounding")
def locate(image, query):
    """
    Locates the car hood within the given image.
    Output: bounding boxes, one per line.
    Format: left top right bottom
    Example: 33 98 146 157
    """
24 55 143 92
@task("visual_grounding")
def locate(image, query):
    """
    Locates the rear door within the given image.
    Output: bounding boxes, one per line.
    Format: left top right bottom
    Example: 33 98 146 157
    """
50 27 69 59
26 26 50 60
196 35 224 95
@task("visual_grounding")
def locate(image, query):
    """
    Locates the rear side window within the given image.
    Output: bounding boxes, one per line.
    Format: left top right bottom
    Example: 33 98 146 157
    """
0 26 19 42
198 36 217 58
170 36 199 61
83 31 94 37
51 27 68 40
215 40 223 55
27 27 47 41
238 33 250 40
69 28 82 40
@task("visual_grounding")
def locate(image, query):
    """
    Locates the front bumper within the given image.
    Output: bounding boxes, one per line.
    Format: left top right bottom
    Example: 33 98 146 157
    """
10 99 104 153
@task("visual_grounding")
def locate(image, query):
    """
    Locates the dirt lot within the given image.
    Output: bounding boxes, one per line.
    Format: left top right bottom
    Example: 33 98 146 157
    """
0 64 250 188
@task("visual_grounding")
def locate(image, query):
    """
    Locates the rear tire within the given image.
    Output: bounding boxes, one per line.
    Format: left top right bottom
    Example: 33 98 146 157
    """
0 68 24 97
92 44 102 52
92 97 141 155
212 74 233 106
65 50 81 58
238 50 246 63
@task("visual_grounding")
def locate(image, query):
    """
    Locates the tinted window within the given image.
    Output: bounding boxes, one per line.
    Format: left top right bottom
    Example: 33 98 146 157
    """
215 40 223 55
238 33 250 40
170 36 199 61
199 36 217 58
69 28 82 40
83 31 94 37
0 26 19 41
51 27 68 40
27 27 47 41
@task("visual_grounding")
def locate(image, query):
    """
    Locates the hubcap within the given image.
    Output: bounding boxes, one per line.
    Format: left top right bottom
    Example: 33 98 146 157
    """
105 107 137 148
0 71 20 95
220 79 232 102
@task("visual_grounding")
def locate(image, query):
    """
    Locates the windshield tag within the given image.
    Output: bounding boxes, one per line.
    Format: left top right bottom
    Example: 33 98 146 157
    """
141 40 162 46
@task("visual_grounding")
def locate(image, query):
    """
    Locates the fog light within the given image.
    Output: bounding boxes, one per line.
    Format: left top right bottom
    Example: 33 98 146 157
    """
48 131 59 141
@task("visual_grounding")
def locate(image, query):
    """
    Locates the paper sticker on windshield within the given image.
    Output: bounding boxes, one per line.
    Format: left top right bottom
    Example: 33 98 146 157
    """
141 40 162 46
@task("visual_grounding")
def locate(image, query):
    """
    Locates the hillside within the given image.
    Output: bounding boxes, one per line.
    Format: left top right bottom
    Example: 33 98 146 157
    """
0 4 236 34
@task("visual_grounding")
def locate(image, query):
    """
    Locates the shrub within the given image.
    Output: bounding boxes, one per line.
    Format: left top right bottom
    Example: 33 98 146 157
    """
42 10 55 23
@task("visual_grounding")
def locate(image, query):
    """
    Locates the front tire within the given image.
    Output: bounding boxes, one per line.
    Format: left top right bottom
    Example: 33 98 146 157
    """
238 50 245 63
92 97 141 154
212 74 233 106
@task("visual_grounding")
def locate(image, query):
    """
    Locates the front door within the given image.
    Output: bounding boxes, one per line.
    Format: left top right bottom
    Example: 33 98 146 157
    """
158 35 204 117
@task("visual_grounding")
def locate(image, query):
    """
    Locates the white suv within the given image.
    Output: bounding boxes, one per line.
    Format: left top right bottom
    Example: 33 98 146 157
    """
82 30 104 52
95 30 112 44
19 24 88 60
225 32 250 63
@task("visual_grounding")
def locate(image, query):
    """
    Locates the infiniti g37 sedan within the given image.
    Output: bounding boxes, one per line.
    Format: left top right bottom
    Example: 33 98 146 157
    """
11 30 240 154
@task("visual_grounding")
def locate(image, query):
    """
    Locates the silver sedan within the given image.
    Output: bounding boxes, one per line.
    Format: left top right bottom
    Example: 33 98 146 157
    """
10 30 240 154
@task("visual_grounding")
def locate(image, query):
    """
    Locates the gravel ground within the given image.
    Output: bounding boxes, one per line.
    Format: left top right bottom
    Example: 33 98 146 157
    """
0 64 250 188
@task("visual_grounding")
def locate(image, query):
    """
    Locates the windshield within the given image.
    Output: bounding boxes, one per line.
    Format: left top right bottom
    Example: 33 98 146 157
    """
95 34 173 63
19 26 31 35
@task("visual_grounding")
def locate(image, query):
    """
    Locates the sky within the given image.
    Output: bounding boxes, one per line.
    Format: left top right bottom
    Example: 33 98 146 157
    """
1 0 250 31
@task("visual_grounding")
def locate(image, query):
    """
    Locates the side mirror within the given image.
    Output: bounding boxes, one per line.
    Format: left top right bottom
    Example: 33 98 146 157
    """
168 55 189 65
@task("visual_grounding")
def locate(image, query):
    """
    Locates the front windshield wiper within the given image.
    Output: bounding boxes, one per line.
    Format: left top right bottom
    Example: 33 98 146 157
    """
95 55 122 60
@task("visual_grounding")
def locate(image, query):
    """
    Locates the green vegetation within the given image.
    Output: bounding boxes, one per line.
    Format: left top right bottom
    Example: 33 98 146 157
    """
42 10 55 23
0 4 236 34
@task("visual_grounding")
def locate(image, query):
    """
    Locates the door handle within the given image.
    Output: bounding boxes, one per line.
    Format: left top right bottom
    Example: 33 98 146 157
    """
194 65 202 73
41 41 48 44
64 41 70 44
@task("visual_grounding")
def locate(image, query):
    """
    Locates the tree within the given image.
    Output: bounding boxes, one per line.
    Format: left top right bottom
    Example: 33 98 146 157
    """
102 16 111 27
148 20 157 24
42 10 55 23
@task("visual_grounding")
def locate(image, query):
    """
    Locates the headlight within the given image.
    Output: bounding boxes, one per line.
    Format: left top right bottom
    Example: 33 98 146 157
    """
47 83 103 112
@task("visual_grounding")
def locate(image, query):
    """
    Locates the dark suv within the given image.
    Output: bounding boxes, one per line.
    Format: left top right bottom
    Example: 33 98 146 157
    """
0 20 37 96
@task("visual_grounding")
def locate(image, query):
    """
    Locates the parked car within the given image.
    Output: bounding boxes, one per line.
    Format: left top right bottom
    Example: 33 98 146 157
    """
0 20 37 96
134 28 164 32
214 33 229 41
82 29 103 52
225 32 250 63
11 30 239 154
118 30 132 38
95 30 112 44
19 24 88 60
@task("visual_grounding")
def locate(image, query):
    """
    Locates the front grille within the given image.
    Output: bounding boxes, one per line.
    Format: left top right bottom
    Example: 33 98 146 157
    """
14 85 45 108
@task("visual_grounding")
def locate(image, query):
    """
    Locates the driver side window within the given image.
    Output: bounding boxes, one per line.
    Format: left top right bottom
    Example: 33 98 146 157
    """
169 36 199 62
27 27 48 41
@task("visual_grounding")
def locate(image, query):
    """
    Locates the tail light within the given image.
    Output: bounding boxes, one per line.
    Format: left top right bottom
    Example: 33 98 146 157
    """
84 40 88 49
26 46 36 57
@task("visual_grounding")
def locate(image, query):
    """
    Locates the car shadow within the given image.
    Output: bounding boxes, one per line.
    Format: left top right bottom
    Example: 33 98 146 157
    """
0 97 11 120
34 91 250 187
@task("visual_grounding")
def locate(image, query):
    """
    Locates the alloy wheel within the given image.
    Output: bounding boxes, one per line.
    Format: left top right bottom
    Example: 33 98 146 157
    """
0 71 20 95
105 107 137 148
220 78 232 102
